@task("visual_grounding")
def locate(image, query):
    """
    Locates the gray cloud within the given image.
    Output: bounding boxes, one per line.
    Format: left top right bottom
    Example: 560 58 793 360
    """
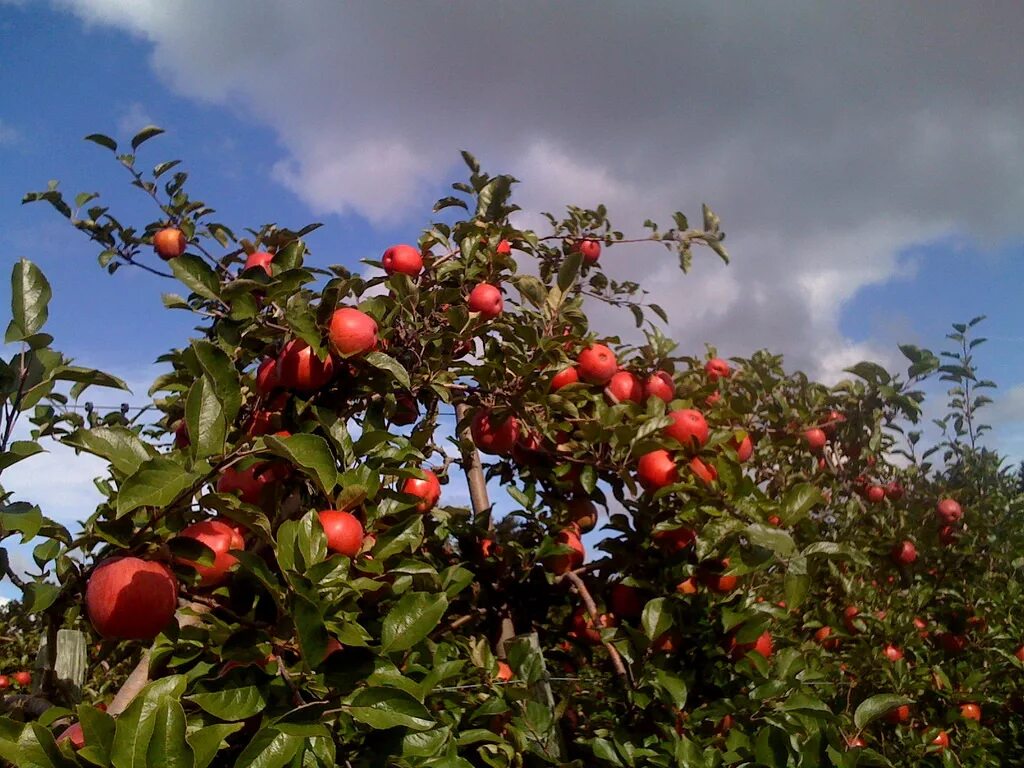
55 0 1024 382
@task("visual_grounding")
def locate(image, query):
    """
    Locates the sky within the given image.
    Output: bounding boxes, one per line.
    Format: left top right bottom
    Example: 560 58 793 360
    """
1 1 1023 597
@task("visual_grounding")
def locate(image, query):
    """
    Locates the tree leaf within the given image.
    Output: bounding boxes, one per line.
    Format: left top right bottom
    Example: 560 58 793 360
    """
116 456 200 518
169 255 220 302
0 440 44 472
293 593 329 667
364 351 411 390
63 426 154 476
781 483 823 523
187 685 267 722
232 728 302 768
641 597 673 641
84 133 118 151
557 251 583 293
744 523 796 557
145 699 194 768
346 687 435 731
264 434 337 495
6 259 51 343
110 676 188 768
853 694 913 730
187 724 243 768
381 591 448 653
186 375 227 459
131 125 165 151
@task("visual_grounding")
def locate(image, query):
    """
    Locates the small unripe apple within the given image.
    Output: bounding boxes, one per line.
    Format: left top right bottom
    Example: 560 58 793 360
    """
243 251 274 276
86 557 178 640
576 344 617 384
705 357 731 381
643 371 674 402
636 449 678 491
665 409 709 450
153 227 186 260
567 498 598 533
550 366 579 392
276 339 335 391
470 410 520 455
318 510 364 557
544 528 584 575
936 498 963 525
401 469 442 512
175 519 245 587
382 244 423 277
803 428 827 452
891 539 917 566
605 370 643 404
328 307 378 357
468 283 503 319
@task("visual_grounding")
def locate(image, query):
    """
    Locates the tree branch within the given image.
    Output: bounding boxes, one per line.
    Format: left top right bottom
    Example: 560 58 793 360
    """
562 570 631 687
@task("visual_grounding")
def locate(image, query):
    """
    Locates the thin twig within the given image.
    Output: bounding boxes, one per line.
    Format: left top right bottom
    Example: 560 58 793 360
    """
562 570 631 687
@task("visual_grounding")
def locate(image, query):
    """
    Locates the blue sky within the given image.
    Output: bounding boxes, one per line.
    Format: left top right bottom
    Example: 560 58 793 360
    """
1 2 1023 597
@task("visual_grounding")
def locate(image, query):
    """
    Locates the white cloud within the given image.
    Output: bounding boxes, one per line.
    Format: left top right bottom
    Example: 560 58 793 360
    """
116 102 155 140
0 119 19 146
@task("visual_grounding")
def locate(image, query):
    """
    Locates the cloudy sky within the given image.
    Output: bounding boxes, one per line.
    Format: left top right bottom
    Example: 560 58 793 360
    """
1 2 1023 595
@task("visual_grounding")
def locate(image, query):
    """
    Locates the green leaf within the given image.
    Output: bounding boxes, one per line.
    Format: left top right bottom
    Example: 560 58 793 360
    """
744 523 795 557
169 254 220 302
130 125 165 151
186 375 226 459
853 694 913 730
6 259 51 343
78 703 116 760
0 502 43 542
63 426 154 476
781 483 823 523
192 341 242 422
293 593 329 667
346 687 435 731
85 133 118 152
187 724 243 768
641 597 672 641
557 251 583 293
364 351 411 390
22 581 60 613
381 591 448 653
843 361 891 385
232 728 303 768
784 557 809 610
654 669 688 708
187 685 267 722
16 723 67 768
116 456 200 517
145 699 194 768
264 434 337 495
0 441 44 472
110 676 188 768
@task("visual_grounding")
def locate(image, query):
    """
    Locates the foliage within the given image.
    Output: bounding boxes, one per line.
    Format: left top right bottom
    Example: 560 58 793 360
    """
0 127 1021 766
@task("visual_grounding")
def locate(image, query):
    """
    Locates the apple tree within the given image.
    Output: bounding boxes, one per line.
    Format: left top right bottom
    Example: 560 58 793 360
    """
0 127 1021 767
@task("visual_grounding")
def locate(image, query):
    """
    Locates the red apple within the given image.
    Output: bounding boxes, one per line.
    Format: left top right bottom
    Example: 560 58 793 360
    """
567 498 598 533
572 239 602 264
605 371 643 404
653 526 696 553
701 562 738 594
577 344 617 384
468 283 503 319
732 434 754 462
382 244 423 277
392 394 419 426
318 510 364 558
496 661 514 682
401 469 442 513
865 485 886 504
643 371 675 402
665 409 709 450
470 409 520 455
705 391 722 407
938 632 967 654
609 584 646 618
653 629 683 654
12 671 31 687
936 498 963 525
328 307 378 357
153 227 186 260
884 704 911 725
0 676 8 690
86 557 178 640
174 420 189 449
814 626 840 650
545 528 584 575
496 239 512 255
729 630 772 660
843 606 861 634
689 457 717 486
570 607 615 644
930 730 949 751
1015 644 1024 662
57 722 85 749
255 357 280 396
891 540 917 566
884 481 904 501
637 450 678 491
276 339 335 391
846 736 867 749
175 519 245 587
960 703 981 721
550 366 579 392
705 358 731 381
216 464 271 504
243 251 274 276
882 644 904 662
939 525 959 545
803 428 827 452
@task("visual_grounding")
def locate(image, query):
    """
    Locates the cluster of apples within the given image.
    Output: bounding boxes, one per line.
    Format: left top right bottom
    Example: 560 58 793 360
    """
0 670 32 690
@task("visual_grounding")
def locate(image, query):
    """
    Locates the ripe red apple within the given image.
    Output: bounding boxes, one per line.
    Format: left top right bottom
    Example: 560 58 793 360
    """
884 704 911 725
153 227 186 260
767 514 782 526
216 464 271 504
605 370 643 404
571 239 602 264
865 485 886 504
86 557 178 640
936 498 963 525
243 251 274 276
891 540 918 566
470 410 520 455
960 703 981 721
1015 644 1024 662
653 526 696 553
643 371 674 402
318 510 364 557
57 722 85 749
814 626 840 650
468 283 503 319
496 239 512 255
382 244 423 277
689 457 717 486
930 730 949 751
175 519 245 587
577 344 617 384
550 366 579 392
705 391 722 407
12 671 31 687
938 632 967 654
276 339 335 391
843 606 861 634
255 357 280 396
882 644 904 662
675 577 698 595
665 409 709 450
391 394 419 426
570 607 615 644
609 583 646 618
328 307 379 357
636 450 679 491
545 528 584 575
0 676 8 690
803 428 827 452
174 420 189 449
846 736 867 749
938 525 959 545
567 498 598 533
913 616 929 638
401 469 442 513
701 563 738 594
705 358 731 381
653 629 683 654
496 660 514 682
884 481 904 500
729 630 772 660
732 434 754 462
